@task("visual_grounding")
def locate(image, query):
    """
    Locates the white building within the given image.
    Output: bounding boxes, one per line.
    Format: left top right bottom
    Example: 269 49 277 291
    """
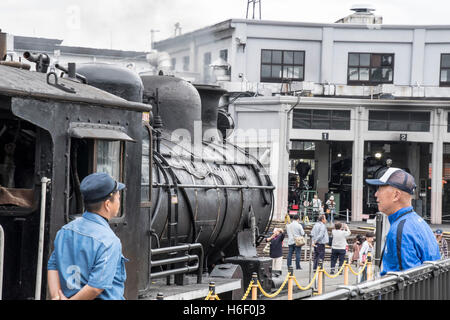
154 7 450 224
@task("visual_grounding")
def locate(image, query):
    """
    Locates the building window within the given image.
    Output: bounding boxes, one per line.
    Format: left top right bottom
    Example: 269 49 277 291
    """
447 112 450 132
369 111 430 132
293 109 351 130
171 58 176 71
183 56 190 71
220 49 228 62
261 49 305 83
440 54 450 86
348 53 394 85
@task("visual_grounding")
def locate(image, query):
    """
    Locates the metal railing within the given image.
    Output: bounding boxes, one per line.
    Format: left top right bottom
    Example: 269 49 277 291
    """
149 243 204 284
306 258 450 300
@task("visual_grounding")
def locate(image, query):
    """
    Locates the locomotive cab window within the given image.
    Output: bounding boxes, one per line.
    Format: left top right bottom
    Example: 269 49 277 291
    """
68 124 134 219
0 115 37 210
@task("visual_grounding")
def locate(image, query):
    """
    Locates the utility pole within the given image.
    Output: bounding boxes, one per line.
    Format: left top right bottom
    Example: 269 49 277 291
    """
246 0 262 19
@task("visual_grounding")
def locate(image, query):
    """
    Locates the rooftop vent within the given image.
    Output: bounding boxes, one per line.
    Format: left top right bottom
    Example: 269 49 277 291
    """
335 4 382 25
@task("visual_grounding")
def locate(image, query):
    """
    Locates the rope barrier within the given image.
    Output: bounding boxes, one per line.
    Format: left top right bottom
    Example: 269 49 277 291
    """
204 254 374 300
257 272 290 298
204 261 368 300
241 280 254 300
348 260 369 276
322 263 347 279
293 268 319 290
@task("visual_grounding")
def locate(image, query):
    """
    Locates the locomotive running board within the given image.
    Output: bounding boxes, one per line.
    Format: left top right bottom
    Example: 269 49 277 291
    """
138 275 241 300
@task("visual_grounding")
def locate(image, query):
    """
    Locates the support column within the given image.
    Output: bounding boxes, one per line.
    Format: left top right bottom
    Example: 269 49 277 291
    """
320 27 334 84
316 142 330 201
431 109 444 224
351 106 364 222
273 104 290 221
189 37 198 73
410 29 425 86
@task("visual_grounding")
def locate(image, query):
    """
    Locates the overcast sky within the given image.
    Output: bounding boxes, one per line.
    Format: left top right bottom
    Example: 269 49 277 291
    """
1 0 450 52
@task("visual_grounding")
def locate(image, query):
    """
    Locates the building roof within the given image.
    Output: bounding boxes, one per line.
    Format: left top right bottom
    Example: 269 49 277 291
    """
154 17 450 47
13 35 147 60
0 64 150 112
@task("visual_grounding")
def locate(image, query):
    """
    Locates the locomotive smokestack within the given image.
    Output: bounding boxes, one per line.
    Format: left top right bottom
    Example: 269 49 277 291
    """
194 84 227 142
68 62 76 78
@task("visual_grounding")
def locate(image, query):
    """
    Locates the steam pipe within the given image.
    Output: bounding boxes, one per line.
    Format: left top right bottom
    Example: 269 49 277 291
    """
23 52 50 73
54 63 88 84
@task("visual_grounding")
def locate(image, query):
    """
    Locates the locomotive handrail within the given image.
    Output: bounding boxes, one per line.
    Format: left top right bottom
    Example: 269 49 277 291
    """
35 177 51 300
149 243 204 285
0 223 4 300
152 183 275 190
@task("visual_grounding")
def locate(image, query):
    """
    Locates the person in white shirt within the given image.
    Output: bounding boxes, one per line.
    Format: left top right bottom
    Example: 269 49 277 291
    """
312 194 322 222
330 222 351 274
359 232 374 282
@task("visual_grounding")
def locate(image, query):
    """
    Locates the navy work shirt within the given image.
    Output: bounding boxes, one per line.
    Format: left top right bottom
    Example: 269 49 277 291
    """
47 211 128 300
269 233 285 259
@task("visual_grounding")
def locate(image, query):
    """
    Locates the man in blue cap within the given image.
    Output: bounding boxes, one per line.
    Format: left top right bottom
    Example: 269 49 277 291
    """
366 167 440 276
47 172 127 300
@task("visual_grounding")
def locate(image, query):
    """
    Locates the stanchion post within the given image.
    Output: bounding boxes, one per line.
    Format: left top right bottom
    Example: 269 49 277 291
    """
318 259 324 295
251 272 258 301
344 258 349 285
367 253 373 281
209 281 216 300
288 266 294 300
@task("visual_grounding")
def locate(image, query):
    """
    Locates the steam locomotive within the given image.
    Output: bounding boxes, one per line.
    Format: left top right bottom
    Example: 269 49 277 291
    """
0 56 274 299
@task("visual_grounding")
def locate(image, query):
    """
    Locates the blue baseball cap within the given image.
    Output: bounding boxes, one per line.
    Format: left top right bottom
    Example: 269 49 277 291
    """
80 172 125 203
365 167 416 195
435 229 443 235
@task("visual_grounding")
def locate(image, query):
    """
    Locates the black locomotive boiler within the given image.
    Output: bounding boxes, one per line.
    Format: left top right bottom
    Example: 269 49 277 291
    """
0 60 275 300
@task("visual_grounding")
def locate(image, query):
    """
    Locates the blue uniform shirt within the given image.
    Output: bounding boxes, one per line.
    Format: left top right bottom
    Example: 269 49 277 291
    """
47 212 128 300
381 206 440 276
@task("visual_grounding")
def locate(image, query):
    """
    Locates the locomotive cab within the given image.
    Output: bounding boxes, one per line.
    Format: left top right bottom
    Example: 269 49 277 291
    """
0 64 150 300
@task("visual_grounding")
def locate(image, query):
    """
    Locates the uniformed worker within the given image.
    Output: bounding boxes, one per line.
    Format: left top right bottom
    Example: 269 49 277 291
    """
47 172 128 300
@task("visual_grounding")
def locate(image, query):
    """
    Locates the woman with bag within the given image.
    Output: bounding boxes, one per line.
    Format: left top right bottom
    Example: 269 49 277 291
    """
266 227 285 275
330 222 351 274
286 215 305 270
